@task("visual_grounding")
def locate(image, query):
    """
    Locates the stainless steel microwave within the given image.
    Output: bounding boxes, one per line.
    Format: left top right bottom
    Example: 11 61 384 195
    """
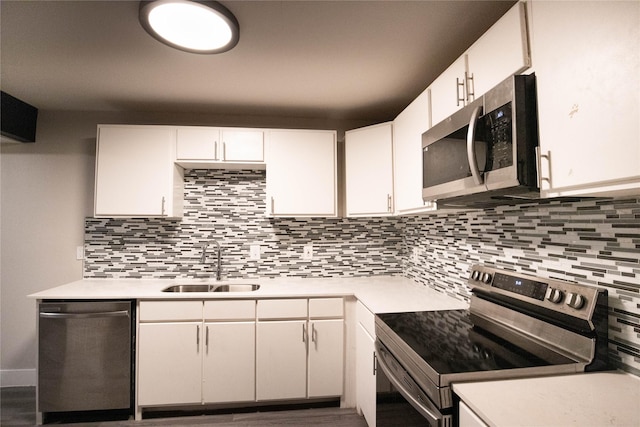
422 74 539 208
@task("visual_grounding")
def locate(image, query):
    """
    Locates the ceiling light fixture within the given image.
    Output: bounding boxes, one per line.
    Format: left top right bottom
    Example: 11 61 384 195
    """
139 0 239 54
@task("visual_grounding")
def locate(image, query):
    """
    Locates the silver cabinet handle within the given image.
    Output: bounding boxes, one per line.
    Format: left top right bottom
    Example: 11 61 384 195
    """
214 141 218 160
222 142 226 161
372 351 377 376
465 71 475 103
311 323 317 343
537 147 552 189
270 197 275 215
302 323 307 343
456 77 465 106
466 105 484 186
206 325 209 351
161 196 166 215
387 194 392 212
196 325 200 351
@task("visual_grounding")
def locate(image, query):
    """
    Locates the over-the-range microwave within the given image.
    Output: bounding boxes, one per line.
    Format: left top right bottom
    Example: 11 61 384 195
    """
422 74 539 208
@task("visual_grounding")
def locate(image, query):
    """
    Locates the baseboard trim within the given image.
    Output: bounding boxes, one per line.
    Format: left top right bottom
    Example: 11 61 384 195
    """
1 369 36 387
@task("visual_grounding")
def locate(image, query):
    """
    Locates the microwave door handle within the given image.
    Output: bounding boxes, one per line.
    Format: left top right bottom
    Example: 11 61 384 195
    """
466 105 484 185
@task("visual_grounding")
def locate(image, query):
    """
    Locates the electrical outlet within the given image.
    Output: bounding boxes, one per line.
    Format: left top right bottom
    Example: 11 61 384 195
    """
411 247 420 263
76 246 84 261
303 245 313 260
249 245 261 260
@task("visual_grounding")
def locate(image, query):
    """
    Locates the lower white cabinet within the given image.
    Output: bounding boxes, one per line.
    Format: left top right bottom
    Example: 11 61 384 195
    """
256 320 308 400
137 300 255 409
459 401 489 427
256 298 344 401
355 301 377 426
202 321 256 403
138 322 203 406
137 298 343 417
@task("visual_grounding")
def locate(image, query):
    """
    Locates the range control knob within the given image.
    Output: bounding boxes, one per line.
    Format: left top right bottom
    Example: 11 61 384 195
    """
566 293 585 309
471 270 481 281
546 288 564 304
481 272 492 284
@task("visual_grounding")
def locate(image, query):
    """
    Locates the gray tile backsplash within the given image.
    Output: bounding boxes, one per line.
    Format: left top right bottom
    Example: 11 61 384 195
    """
85 169 640 375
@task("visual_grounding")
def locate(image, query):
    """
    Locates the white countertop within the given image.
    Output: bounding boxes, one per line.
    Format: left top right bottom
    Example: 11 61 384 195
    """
453 371 640 427
28 275 469 314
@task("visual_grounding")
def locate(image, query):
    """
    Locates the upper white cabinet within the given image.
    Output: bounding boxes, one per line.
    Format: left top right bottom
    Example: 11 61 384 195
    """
430 2 530 126
392 87 437 214
176 127 265 168
266 129 338 217
94 125 184 218
529 0 640 197
466 2 530 100
345 122 394 217
430 56 468 127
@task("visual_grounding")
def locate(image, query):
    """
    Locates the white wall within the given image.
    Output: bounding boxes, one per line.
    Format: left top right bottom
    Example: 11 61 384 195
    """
0 110 371 386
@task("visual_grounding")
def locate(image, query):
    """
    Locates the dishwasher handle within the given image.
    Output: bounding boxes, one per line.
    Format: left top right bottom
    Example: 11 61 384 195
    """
39 310 130 319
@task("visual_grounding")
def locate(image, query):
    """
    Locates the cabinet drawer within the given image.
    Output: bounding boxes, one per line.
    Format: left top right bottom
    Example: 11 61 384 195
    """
257 299 307 319
309 298 344 318
356 301 375 337
204 300 256 320
139 301 202 321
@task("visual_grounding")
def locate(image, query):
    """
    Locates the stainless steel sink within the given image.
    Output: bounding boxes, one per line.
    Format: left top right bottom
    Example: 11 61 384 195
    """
162 284 260 293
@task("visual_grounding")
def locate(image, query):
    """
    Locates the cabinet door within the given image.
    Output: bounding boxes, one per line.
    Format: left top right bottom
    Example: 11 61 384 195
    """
266 130 337 217
203 321 256 403
256 320 307 400
345 123 394 216
308 319 344 398
356 321 376 427
138 322 202 406
459 401 489 427
221 129 264 162
429 56 467 127
531 1 640 197
95 126 177 216
393 87 437 214
466 2 530 99
176 127 219 160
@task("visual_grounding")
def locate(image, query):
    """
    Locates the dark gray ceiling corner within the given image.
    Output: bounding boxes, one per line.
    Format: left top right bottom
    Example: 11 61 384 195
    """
0 0 516 122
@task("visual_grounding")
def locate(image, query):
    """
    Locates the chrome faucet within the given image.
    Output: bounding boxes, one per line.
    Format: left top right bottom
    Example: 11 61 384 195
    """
200 240 222 281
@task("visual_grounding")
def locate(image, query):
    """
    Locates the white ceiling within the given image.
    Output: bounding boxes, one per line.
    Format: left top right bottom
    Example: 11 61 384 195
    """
0 0 516 123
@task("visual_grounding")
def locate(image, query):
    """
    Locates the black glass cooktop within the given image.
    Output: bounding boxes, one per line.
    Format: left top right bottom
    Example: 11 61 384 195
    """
377 310 573 375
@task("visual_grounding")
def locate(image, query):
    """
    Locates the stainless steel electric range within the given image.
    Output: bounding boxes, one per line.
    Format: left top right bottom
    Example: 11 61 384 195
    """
374 265 609 427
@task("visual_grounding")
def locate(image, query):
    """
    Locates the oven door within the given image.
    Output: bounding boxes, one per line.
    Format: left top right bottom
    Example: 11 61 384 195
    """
375 341 452 427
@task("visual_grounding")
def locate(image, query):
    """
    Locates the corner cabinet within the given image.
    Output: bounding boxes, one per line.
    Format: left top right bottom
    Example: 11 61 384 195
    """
94 125 184 218
345 122 394 217
392 87 437 214
529 0 640 198
265 130 338 217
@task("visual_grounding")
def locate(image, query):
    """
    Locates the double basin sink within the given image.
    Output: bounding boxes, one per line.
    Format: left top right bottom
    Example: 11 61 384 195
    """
162 284 260 293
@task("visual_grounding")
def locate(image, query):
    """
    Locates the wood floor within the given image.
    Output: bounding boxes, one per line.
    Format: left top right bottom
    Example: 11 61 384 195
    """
1 387 368 427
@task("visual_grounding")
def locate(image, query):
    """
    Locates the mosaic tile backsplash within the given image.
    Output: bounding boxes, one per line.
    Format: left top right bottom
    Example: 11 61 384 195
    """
85 170 640 375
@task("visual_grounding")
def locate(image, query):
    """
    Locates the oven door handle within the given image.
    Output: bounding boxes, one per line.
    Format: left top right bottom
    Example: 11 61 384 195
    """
375 342 443 427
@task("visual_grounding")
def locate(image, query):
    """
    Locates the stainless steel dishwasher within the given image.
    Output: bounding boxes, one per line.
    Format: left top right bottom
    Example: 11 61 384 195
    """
38 300 133 415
